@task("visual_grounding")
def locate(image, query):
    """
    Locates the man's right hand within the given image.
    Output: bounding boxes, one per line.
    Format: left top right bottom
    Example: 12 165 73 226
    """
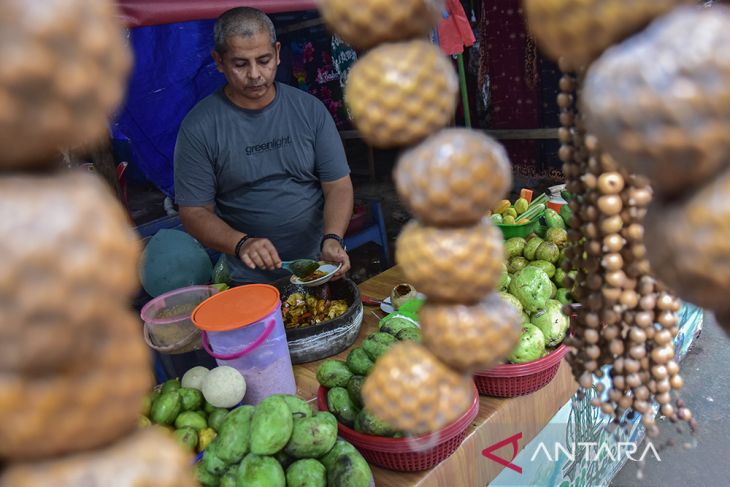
238 237 282 271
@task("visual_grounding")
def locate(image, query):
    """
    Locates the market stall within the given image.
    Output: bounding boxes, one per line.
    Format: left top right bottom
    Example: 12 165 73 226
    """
293 265 579 486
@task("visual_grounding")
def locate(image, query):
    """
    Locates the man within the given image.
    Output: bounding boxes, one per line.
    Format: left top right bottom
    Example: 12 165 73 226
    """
174 7 353 285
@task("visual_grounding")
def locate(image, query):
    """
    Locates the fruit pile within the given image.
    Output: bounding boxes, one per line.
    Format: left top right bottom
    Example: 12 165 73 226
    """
316 317 422 438
319 0 521 435
194 394 373 487
141 368 245 454
489 191 548 226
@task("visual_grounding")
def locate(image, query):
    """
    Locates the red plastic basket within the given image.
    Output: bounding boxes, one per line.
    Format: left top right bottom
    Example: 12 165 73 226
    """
317 384 479 472
473 343 568 398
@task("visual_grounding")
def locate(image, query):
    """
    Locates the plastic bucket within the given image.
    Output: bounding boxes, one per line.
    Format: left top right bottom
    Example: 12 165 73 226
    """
140 285 220 354
192 284 297 405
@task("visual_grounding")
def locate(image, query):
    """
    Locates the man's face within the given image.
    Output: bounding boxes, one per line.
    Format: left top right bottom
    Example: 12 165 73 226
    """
213 32 280 105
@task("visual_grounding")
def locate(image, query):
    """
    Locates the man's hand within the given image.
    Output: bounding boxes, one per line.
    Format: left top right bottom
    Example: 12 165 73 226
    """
239 237 282 271
321 239 350 280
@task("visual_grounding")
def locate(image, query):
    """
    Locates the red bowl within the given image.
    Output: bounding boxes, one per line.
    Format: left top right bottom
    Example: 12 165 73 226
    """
317 384 479 472
473 343 568 398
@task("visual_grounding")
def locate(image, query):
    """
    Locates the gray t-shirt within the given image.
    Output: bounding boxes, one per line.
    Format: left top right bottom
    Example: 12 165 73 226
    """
174 83 349 284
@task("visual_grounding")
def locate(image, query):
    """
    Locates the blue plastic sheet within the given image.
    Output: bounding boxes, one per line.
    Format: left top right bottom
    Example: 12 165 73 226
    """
113 20 225 197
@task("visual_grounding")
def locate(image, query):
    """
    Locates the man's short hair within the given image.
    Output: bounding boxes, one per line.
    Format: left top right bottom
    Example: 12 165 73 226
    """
214 7 277 54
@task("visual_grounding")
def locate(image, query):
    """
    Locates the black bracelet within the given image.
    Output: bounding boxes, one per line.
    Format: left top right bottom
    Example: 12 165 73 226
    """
234 235 252 258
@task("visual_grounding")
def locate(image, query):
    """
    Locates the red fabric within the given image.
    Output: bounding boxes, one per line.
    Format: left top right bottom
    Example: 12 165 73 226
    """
116 0 318 27
437 0 476 55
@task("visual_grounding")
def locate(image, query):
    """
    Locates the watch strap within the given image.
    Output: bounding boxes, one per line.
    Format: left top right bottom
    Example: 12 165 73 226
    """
321 233 345 251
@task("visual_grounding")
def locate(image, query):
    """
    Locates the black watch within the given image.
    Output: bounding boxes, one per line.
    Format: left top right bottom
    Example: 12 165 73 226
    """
321 233 346 251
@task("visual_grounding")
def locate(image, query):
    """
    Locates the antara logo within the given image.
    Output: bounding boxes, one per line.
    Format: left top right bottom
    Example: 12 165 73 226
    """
481 433 523 474
481 432 662 474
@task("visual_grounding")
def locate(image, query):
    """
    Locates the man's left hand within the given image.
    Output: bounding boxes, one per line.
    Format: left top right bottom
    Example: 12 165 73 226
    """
321 239 350 280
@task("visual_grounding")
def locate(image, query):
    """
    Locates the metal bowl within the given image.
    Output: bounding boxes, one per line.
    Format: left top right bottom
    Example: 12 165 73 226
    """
271 276 363 365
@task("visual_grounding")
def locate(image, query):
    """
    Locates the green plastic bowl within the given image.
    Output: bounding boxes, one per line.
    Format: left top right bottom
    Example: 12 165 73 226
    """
496 220 539 239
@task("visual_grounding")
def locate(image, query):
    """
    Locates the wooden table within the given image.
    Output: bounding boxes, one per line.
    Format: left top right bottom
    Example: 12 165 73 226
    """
293 266 578 487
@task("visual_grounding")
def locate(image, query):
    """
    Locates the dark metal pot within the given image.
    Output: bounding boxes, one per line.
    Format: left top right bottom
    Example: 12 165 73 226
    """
271 276 363 365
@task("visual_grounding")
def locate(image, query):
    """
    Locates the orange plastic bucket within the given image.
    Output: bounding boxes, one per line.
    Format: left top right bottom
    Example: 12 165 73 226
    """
192 285 296 404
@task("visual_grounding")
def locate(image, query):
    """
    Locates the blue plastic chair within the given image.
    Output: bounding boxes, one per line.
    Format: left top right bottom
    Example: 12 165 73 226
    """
344 199 391 269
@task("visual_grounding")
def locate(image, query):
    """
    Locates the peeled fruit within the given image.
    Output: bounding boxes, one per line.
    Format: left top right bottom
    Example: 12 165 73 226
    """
395 129 512 226
396 219 504 303
362 341 473 435
0 0 131 169
0 428 197 487
345 40 458 148
319 0 442 50
583 7 730 197
0 310 152 460
201 366 246 408
523 0 684 70
644 168 730 329
181 366 209 391
421 294 522 371
0 172 141 375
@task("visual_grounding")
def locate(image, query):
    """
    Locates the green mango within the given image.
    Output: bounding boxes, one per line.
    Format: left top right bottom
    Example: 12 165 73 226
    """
274 394 313 420
326 449 373 487
316 360 352 389
319 440 358 471
498 271 511 291
504 237 527 258
379 315 419 337
201 443 229 476
236 454 285 487
528 260 556 278
220 466 237 487
208 408 229 433
284 411 338 459
544 208 565 229
179 387 204 411
554 268 567 288
396 327 422 342
361 332 397 362
508 256 529 274
217 405 254 464
150 391 181 425
498 291 523 315
140 394 153 418
195 462 221 487
160 378 181 394
175 427 198 452
560 204 573 225
545 227 568 248
557 288 571 305
523 237 544 260
346 375 365 408
535 241 560 264
175 411 207 431
514 198 529 215
250 396 294 455
286 459 327 487
327 387 359 428
345 348 374 376
204 401 220 415
356 409 398 437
